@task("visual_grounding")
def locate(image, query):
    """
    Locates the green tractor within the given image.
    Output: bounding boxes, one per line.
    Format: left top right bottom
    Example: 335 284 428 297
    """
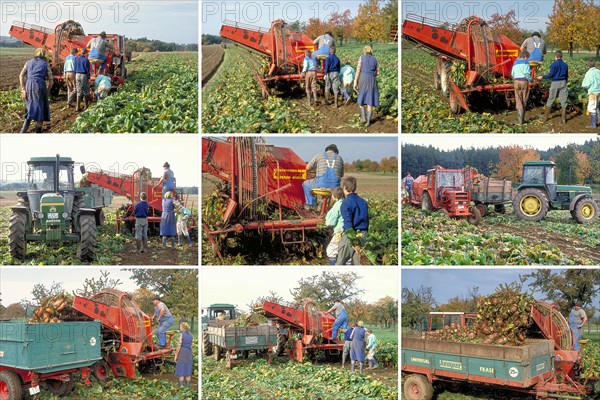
201 303 237 356
513 161 598 224
8 155 111 262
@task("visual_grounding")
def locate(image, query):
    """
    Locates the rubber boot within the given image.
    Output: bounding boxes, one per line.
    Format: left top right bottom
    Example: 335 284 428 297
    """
186 234 192 245
171 238 176 249
185 380 190 387
177 234 182 246
561 107 566 125
312 89 319 106
134 240 141 253
334 94 338 108
366 110 373 126
542 107 549 122
306 92 311 107
328 257 336 265
141 239 148 253
351 362 355 373
359 106 366 123
76 95 82 111
587 113 598 128
34 124 42 133
324 93 330 105
84 95 89 110
359 362 364 374
162 237 167 249
20 119 31 133
517 109 524 125
178 381 183 387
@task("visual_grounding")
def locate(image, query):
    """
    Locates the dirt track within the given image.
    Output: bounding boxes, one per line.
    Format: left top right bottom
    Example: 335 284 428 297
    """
202 45 224 86
117 239 198 266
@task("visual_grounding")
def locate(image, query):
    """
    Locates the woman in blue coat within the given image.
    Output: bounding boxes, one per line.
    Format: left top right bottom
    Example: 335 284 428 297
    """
350 320 367 374
354 46 380 127
19 48 54 133
175 322 194 387
161 192 177 249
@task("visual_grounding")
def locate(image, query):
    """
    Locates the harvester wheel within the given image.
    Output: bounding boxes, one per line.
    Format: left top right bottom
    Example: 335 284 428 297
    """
440 61 451 97
403 374 434 400
573 198 599 224
494 204 506 214
475 203 487 218
45 375 75 396
513 188 549 222
214 345 222 361
202 331 213 356
467 206 481 226
8 211 27 260
0 370 23 400
77 214 97 262
449 91 461 114
276 332 287 356
92 360 111 382
421 193 433 211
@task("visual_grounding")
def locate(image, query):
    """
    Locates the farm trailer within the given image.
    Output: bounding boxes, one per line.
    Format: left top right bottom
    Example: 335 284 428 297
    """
402 14 545 114
0 320 102 399
9 20 127 96
9 155 113 262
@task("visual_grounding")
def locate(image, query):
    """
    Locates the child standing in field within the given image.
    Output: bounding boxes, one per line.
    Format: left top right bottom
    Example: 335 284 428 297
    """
325 187 345 265
301 50 318 106
337 176 369 265
339 61 356 105
134 192 149 253
174 199 192 247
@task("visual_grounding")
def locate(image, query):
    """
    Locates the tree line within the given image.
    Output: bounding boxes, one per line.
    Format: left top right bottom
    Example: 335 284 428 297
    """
344 156 398 174
401 139 600 185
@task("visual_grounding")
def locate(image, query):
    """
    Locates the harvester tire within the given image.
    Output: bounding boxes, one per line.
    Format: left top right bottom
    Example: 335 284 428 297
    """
276 332 287 356
513 188 549 222
45 375 75 396
467 206 481 226
440 61 451 97
494 204 506 214
77 214 96 262
92 360 110 382
8 211 27 260
573 198 599 224
202 331 213 356
475 203 487 218
0 370 23 400
449 91 461 114
403 374 433 400
421 193 433 211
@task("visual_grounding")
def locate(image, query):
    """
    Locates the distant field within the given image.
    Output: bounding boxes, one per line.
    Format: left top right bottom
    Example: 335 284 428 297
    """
372 328 398 342
0 47 33 56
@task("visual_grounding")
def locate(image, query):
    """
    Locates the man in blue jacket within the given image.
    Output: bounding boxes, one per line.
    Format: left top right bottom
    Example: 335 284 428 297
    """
74 48 91 111
538 50 569 124
324 46 341 107
336 176 369 265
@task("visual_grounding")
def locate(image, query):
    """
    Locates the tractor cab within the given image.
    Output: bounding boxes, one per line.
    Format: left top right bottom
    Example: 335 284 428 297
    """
202 303 237 329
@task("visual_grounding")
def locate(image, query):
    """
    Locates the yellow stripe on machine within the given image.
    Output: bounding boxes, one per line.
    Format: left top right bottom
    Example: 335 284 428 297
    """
273 168 306 180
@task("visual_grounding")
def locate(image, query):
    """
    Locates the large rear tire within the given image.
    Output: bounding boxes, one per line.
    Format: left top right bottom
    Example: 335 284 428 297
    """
95 209 105 226
513 188 549 222
467 206 481 226
92 360 110 382
0 370 23 400
573 198 599 224
421 193 433 211
77 214 97 262
403 374 434 400
72 195 85 231
475 203 487 218
276 332 287 356
202 331 213 356
8 211 27 259
45 375 75 396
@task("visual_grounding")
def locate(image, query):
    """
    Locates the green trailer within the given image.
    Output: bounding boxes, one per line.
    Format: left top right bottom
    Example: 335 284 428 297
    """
0 321 102 399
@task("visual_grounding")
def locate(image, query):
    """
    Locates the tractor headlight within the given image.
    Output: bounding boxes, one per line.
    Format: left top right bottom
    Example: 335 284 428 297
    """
36 211 44 219
62 212 69 219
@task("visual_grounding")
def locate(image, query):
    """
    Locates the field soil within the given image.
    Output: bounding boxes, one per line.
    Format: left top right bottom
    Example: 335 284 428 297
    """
201 45 224 86
0 53 29 90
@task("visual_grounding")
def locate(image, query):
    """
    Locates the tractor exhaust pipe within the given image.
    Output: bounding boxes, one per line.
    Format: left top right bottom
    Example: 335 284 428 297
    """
55 153 60 193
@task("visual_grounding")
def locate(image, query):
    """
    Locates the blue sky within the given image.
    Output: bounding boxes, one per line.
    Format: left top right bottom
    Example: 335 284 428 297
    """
202 0 364 35
1 1 198 43
267 136 398 163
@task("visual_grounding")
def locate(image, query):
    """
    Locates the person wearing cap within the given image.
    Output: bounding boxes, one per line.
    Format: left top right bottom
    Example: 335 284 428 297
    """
19 48 53 133
63 47 78 108
350 320 366 374
74 47 91 112
152 296 174 348
87 31 114 74
520 32 547 65
160 191 178 250
302 144 344 211
569 302 588 351
174 321 194 387
155 162 175 197
326 299 348 339
354 46 380 126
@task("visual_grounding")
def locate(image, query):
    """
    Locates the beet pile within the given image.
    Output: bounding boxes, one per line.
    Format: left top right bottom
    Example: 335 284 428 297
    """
28 293 73 323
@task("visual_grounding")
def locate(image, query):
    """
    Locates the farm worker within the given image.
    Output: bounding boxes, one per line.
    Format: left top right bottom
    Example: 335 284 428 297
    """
402 172 414 197
94 73 112 100
324 45 341 107
152 296 174 348
300 50 319 106
336 176 369 266
133 192 149 253
342 323 356 368
568 302 588 352
156 162 175 196
325 187 345 265
63 48 78 108
511 50 533 125
350 321 367 374
354 46 380 126
520 32 546 65
19 48 53 133
365 329 379 369
313 31 336 59
302 144 344 210
87 31 114 74
339 61 356 104
581 59 600 128
326 300 348 339
174 322 194 387
74 48 91 112
174 199 192 246
216 312 226 321
537 50 569 124
160 191 178 249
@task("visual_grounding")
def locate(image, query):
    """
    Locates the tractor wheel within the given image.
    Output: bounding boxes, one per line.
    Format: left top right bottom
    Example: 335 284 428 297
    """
45 375 75 396
475 203 487 218
449 91 461 114
437 208 450 218
467 206 481 226
440 61 451 97
403 374 434 400
494 204 506 214
421 193 434 211
72 195 85 231
8 211 27 259
95 209 105 226
214 345 222 361
573 198 599 224
92 360 110 382
513 188 549 222
77 214 97 262
276 332 287 356
0 370 23 400
202 331 213 356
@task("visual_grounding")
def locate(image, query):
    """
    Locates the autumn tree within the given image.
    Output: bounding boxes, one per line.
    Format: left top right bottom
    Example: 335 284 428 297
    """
590 141 600 184
290 271 364 310
436 286 480 313
132 287 155 317
1 303 26 319
487 10 526 43
305 17 332 40
401 286 436 330
352 0 389 45
494 145 540 182
329 10 354 46
575 151 592 184
380 156 398 174
553 145 579 184
547 0 598 58
382 0 398 26
345 298 370 325
369 296 398 329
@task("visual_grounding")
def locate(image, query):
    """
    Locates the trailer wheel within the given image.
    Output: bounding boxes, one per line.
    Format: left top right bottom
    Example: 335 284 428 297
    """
92 360 110 382
77 214 97 262
467 206 481 226
475 203 487 218
8 210 27 260
403 374 433 400
513 188 549 222
494 204 506 214
214 345 222 361
0 370 23 400
276 331 287 356
45 375 75 396
573 198 599 224
421 193 433 211
202 331 213 356
95 209 105 226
